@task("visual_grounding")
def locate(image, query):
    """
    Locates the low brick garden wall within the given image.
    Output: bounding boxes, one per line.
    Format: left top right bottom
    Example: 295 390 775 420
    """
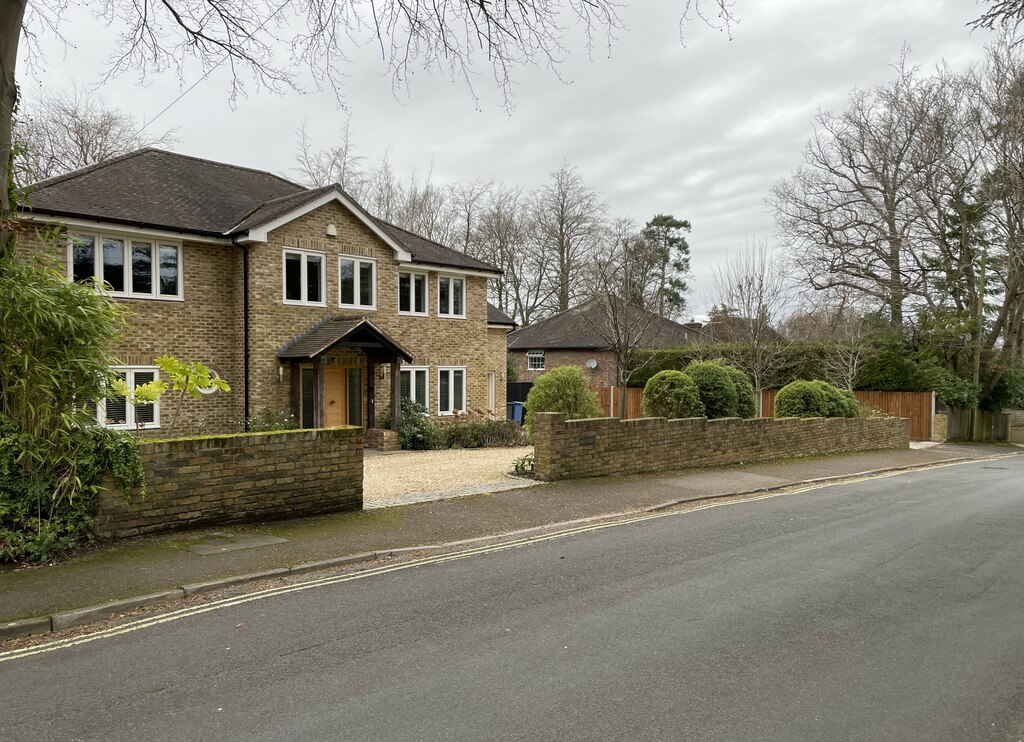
95 427 363 538
533 413 910 481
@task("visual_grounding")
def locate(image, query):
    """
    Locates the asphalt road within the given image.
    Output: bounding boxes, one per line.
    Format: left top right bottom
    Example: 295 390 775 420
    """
4 456 1024 741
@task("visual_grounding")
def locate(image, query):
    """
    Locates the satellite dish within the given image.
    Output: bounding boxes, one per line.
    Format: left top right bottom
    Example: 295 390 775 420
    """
585 358 598 369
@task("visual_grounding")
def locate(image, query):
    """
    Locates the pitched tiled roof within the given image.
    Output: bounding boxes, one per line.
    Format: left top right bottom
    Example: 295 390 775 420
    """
25 149 304 235
507 297 699 350
375 220 499 274
277 316 413 361
487 303 516 327
24 148 501 274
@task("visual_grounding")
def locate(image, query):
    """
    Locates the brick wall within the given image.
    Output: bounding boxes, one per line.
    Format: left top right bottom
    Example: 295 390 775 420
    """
512 350 617 387
532 413 910 481
94 427 363 537
1008 410 1024 444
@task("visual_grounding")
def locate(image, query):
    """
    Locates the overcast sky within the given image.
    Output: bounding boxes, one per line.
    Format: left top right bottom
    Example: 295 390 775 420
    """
19 1 998 316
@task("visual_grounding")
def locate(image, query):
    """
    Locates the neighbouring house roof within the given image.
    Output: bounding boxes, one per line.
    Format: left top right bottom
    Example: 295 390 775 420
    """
486 303 517 328
22 148 500 274
507 297 700 351
277 316 414 362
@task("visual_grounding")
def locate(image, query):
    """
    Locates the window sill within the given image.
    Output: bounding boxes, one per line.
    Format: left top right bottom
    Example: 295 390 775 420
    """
112 294 185 303
398 311 430 318
340 304 377 311
437 314 467 320
283 300 327 308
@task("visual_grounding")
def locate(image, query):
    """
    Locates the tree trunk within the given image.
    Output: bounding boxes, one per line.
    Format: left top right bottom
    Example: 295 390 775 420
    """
0 0 26 261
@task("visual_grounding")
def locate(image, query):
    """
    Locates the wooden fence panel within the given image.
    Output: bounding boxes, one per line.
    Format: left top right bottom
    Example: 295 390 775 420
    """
947 408 1010 442
761 389 935 441
594 387 644 419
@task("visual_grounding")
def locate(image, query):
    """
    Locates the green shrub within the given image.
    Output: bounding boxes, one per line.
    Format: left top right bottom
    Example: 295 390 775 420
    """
775 380 829 418
390 398 440 450
723 366 757 418
440 419 528 448
247 410 300 432
810 381 859 418
642 371 705 419
682 361 739 419
524 366 602 440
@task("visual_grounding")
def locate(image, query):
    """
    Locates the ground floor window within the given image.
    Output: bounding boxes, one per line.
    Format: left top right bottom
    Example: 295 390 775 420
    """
400 367 429 409
438 367 466 415
97 367 160 429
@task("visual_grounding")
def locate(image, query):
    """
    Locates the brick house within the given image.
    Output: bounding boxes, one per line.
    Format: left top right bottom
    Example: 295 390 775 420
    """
18 149 514 441
507 297 699 387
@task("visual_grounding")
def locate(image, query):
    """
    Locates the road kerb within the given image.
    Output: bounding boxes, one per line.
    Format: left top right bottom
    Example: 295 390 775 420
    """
0 616 53 641
180 568 292 597
50 589 186 631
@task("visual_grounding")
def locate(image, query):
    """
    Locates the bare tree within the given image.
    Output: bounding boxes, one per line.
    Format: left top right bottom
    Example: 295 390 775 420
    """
14 89 177 183
972 1 1024 38
448 179 493 254
708 241 791 415
294 119 365 194
533 162 607 313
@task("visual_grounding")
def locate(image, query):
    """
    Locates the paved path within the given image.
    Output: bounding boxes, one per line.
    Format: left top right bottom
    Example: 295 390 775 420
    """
4 456 1024 740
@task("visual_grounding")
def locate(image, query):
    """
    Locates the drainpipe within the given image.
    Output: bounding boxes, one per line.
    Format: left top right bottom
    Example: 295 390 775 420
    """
233 239 251 429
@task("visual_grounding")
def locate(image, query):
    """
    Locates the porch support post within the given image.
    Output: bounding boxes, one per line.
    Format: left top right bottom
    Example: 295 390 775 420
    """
390 359 401 431
313 357 325 428
289 362 301 424
366 360 376 429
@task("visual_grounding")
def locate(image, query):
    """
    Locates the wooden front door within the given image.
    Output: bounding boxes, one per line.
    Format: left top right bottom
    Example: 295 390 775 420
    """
324 366 363 427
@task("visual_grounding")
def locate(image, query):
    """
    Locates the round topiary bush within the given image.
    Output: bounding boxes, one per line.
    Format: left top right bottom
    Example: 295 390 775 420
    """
642 370 705 419
722 366 757 418
775 380 830 418
524 366 602 440
682 361 739 419
810 381 859 418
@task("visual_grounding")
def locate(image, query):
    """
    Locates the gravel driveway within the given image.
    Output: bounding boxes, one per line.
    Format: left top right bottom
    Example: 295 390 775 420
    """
363 446 534 506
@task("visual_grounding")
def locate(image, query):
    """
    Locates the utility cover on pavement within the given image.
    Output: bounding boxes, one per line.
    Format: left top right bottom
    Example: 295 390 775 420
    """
188 533 289 555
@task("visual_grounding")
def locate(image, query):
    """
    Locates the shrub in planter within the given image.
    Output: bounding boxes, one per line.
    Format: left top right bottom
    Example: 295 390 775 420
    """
642 370 705 419
723 366 757 418
524 366 602 440
810 381 859 418
682 361 739 419
775 380 830 418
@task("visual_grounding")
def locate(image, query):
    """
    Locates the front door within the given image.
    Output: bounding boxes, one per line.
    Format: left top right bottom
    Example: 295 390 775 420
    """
324 366 363 427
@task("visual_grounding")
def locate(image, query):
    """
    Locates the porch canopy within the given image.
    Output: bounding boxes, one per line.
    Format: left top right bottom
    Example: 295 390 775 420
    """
277 317 413 430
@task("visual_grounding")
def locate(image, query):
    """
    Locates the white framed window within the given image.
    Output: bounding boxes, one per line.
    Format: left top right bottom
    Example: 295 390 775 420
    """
398 271 429 316
437 367 466 415
69 233 182 300
400 366 429 410
283 248 326 306
437 275 466 318
339 255 376 309
97 367 161 430
527 351 545 371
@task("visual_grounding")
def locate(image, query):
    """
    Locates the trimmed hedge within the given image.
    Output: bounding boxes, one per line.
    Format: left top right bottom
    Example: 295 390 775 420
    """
723 366 757 418
642 371 705 419
775 380 859 418
682 361 739 419
525 366 602 440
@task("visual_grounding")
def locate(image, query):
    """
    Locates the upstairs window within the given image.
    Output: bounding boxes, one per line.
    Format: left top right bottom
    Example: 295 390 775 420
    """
398 271 428 315
70 233 181 300
339 256 376 309
437 275 465 318
283 248 325 306
527 351 545 371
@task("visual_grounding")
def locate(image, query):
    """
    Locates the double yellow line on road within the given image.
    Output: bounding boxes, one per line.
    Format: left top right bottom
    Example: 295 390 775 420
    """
0 456 1007 664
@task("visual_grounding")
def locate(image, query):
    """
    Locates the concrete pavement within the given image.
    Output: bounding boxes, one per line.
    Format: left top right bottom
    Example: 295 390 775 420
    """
0 443 1017 637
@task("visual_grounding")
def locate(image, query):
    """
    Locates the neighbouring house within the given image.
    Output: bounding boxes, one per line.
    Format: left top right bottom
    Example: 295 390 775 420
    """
507 297 700 387
17 148 513 442
700 314 783 343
